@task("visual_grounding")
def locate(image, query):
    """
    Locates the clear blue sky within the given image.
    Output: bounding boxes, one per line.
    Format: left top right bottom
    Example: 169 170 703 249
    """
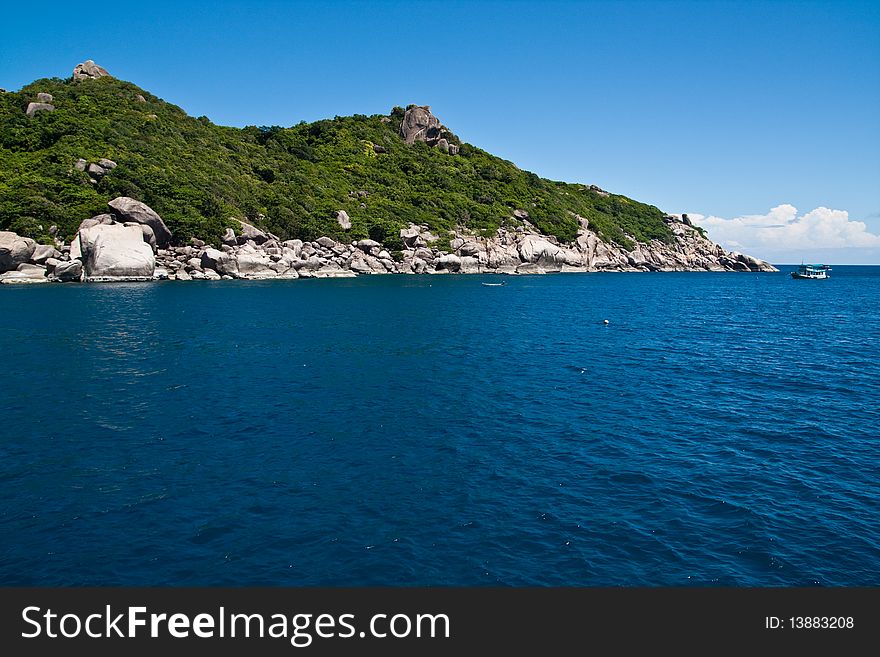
2 0 879 262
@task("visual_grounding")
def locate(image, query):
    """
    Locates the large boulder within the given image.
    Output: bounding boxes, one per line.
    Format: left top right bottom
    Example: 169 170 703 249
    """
559 246 587 267
590 240 620 270
236 252 276 278
282 239 303 258
486 242 520 269
399 105 443 146
413 247 435 263
199 248 222 268
72 60 111 81
734 252 777 272
356 239 381 252
517 236 565 266
221 227 237 245
399 226 421 248
0 231 37 272
25 102 54 117
626 247 649 268
294 255 325 271
108 197 172 246
436 253 461 271
0 263 48 285
719 255 750 272
348 252 386 274
237 220 269 245
200 248 238 277
458 241 481 257
79 223 155 280
31 244 61 264
348 257 374 274
202 246 276 279
411 256 428 273
53 260 83 282
459 256 482 273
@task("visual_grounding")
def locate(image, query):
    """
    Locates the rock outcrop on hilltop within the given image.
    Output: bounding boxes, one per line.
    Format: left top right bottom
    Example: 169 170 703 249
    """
72 60 111 81
399 106 460 155
400 106 442 145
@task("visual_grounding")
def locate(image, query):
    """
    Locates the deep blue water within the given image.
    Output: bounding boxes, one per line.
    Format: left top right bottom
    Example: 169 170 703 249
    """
1 267 878 586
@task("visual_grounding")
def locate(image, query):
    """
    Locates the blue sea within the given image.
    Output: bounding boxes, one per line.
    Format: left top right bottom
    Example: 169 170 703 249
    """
1 267 878 586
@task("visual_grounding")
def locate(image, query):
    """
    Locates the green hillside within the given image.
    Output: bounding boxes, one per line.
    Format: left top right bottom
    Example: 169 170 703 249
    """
0 74 673 250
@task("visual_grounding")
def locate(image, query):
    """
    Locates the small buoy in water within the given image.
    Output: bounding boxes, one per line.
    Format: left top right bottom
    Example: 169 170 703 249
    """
603 319 609 325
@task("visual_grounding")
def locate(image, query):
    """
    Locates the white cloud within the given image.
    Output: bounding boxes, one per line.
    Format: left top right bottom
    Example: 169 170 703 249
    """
688 204 880 252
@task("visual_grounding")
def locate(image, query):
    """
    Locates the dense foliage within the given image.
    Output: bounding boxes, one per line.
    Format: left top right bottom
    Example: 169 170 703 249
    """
0 76 673 248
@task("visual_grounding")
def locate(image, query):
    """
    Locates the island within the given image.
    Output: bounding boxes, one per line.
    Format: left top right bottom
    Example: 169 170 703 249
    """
0 61 776 284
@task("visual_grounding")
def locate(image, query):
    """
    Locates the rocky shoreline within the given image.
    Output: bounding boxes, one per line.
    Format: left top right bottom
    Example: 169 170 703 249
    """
0 197 777 285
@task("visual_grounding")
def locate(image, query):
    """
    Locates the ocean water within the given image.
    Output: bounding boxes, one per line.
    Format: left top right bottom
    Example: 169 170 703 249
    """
1 267 878 586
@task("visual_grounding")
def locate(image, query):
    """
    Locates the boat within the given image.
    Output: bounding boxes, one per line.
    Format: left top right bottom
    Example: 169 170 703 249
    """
481 281 506 286
790 263 831 279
